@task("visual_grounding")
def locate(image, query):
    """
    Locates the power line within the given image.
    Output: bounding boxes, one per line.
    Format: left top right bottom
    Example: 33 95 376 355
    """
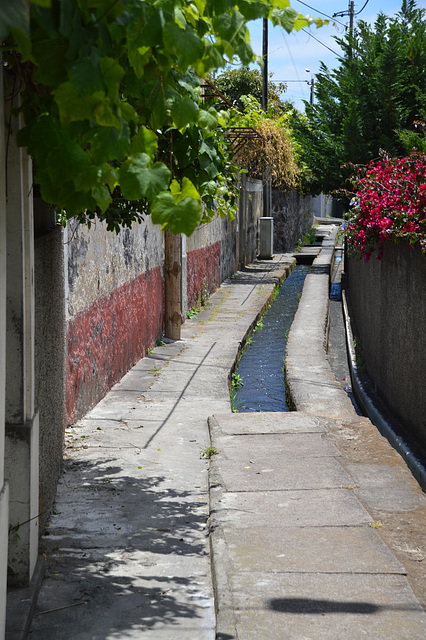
355 0 370 16
295 0 347 28
300 28 342 57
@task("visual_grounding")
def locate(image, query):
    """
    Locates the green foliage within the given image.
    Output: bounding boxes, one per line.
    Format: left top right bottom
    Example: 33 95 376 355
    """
213 66 290 114
291 0 426 195
231 372 244 388
228 95 301 189
200 446 219 459
186 277 210 317
299 226 316 246
1 0 323 235
395 123 426 154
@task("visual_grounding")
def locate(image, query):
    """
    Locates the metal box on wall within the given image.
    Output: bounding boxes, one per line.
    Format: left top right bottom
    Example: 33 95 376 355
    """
259 216 273 259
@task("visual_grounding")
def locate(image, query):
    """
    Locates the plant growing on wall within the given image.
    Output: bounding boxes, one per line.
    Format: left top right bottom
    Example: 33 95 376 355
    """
228 95 301 190
1 0 324 235
341 150 426 260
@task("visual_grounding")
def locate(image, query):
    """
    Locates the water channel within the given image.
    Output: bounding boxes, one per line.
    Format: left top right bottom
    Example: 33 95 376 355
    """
233 264 310 413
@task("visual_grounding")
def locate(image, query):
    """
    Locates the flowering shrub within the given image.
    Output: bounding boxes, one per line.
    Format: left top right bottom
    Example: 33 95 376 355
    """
228 96 301 190
342 151 426 260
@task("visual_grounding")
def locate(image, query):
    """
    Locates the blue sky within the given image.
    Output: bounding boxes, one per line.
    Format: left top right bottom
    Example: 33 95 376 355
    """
245 0 426 110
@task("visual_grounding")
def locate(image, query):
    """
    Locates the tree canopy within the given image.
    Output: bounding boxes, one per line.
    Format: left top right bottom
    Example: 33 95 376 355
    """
213 66 290 115
1 0 323 235
290 0 426 195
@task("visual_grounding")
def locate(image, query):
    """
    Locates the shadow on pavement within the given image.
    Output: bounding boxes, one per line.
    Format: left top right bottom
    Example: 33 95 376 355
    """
269 597 420 615
30 458 210 638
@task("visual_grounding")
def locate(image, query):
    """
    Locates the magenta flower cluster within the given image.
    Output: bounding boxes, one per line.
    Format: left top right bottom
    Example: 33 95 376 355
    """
343 151 426 261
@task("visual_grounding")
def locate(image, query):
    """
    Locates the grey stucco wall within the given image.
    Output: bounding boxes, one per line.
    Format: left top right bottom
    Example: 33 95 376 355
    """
220 213 237 282
272 190 315 252
237 176 262 268
35 227 66 527
347 241 426 450
66 217 164 320
65 217 165 425
245 178 262 264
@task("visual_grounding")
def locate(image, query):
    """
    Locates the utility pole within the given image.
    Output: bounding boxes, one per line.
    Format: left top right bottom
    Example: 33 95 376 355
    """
334 0 355 52
306 69 314 106
261 17 271 222
262 18 268 112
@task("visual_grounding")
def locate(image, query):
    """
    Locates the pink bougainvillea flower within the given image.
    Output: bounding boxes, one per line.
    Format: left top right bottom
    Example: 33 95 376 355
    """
341 151 426 260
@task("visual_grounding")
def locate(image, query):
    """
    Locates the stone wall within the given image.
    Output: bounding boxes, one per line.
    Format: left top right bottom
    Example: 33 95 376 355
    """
272 190 315 252
185 178 262 310
346 241 426 450
186 216 221 310
65 218 164 425
62 177 263 426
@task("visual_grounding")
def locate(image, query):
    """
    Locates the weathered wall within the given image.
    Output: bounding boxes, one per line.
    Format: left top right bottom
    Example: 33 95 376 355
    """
220 213 238 283
243 178 262 265
186 216 221 309
34 227 66 525
0 60 9 637
272 190 315 252
237 176 262 268
347 241 426 449
4 92 39 587
63 176 263 426
184 177 262 311
66 218 164 424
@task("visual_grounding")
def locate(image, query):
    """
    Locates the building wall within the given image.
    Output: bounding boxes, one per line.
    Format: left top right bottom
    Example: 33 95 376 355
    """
0 60 9 639
347 241 426 450
237 176 262 268
186 216 221 309
185 178 263 310
34 227 66 526
220 214 238 283
63 179 264 427
272 190 315 252
65 218 164 424
4 90 39 587
244 178 263 265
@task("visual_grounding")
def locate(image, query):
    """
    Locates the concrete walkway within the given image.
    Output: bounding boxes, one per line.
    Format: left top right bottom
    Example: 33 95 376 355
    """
16 228 426 639
25 256 294 639
209 412 425 639
208 226 426 639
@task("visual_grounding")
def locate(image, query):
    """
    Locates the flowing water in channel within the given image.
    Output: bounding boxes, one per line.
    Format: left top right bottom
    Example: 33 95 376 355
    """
233 264 310 413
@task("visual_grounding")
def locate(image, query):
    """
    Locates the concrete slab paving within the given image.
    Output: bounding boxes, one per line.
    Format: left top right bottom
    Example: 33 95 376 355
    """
345 463 425 512
214 432 341 459
223 526 406 574
226 572 425 640
213 487 373 528
209 411 426 639
286 227 356 419
26 255 295 640
14 237 425 640
213 457 353 492
209 412 327 435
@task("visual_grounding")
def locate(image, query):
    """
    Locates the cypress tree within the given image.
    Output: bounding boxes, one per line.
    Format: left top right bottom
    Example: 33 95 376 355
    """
292 0 426 195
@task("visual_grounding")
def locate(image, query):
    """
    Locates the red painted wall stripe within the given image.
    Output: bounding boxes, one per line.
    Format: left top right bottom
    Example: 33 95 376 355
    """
187 242 221 309
66 266 163 425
